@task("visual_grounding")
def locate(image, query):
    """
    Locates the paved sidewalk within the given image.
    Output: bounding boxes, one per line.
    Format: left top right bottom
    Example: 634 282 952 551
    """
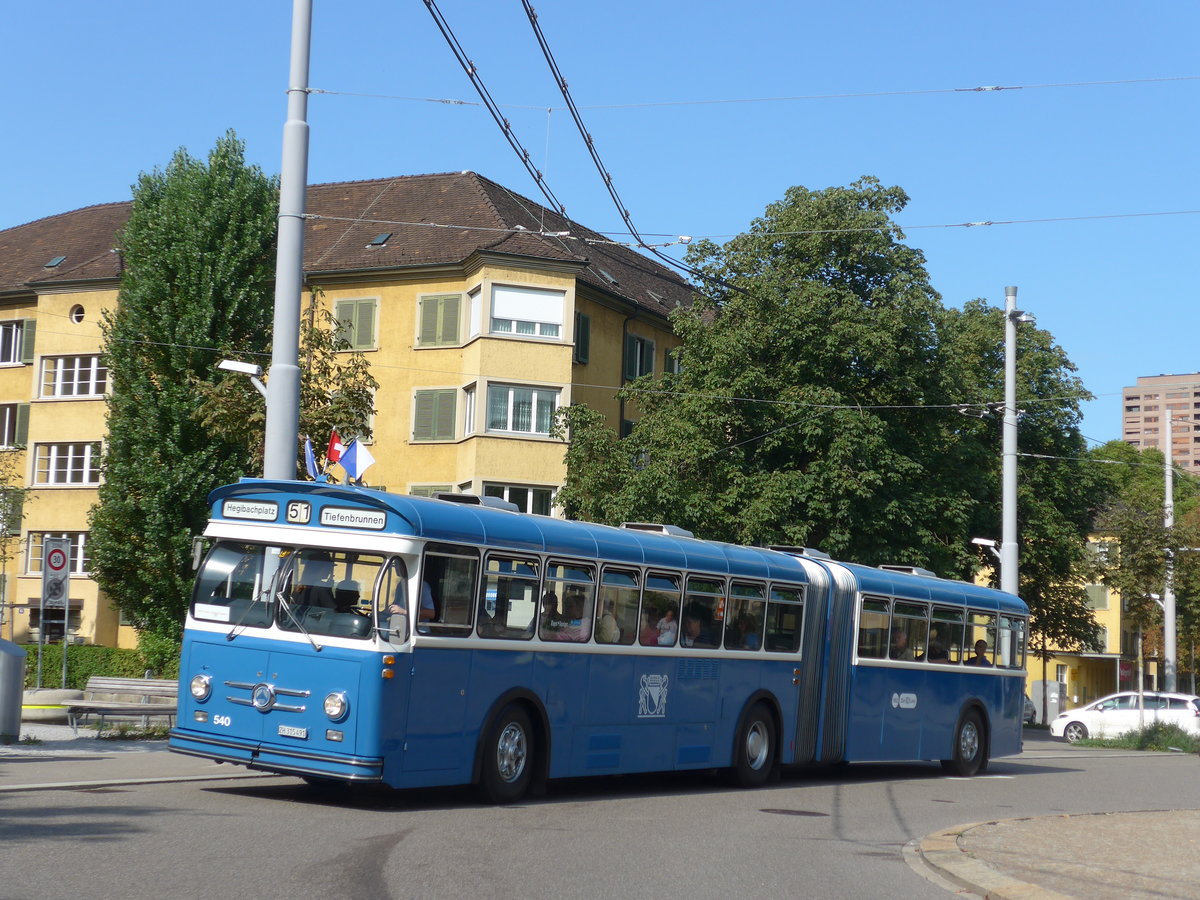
915 808 1200 899
0 722 275 791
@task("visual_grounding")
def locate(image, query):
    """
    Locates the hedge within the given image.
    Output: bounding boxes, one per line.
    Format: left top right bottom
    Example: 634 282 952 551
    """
21 640 181 691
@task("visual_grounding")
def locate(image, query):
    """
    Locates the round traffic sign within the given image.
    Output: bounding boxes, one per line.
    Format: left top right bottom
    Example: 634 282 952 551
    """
46 548 68 572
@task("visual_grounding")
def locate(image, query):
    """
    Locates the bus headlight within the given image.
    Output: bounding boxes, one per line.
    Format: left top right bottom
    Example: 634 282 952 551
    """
323 691 349 722
190 674 213 701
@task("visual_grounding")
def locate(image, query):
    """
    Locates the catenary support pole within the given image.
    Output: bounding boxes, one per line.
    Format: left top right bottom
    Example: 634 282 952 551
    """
263 0 312 480
1001 286 1019 597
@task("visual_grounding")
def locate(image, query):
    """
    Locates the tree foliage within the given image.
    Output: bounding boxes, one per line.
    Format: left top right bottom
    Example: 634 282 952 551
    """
557 177 1108 654
88 133 279 640
194 293 378 477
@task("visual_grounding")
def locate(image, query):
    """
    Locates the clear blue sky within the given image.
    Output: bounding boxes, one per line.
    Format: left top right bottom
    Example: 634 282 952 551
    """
5 1 1197 443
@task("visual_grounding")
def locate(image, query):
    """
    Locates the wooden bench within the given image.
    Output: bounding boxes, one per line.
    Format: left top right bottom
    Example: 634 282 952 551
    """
65 676 178 734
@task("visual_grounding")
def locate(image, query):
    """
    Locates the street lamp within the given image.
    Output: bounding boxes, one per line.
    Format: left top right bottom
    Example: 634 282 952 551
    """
218 359 268 398
971 536 1001 560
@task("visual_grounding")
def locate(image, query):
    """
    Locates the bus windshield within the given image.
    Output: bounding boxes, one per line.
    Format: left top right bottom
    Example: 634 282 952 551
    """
191 541 391 640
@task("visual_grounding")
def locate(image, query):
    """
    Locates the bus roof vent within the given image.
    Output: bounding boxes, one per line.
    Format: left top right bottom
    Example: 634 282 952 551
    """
878 564 937 578
432 492 520 513
620 522 695 539
769 545 832 560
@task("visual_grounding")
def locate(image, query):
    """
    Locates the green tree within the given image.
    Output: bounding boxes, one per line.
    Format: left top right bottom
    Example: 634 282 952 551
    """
88 133 278 640
194 292 379 477
1093 440 1200 679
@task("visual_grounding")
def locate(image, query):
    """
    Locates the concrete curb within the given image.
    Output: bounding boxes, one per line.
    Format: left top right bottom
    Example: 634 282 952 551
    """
915 820 1075 900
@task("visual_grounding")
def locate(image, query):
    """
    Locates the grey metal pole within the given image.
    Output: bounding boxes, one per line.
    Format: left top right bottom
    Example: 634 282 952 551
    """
1163 419 1177 692
262 0 313 481
1001 286 1019 597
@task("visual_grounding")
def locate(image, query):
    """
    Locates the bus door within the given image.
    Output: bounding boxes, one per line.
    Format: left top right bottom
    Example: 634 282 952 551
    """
403 544 479 774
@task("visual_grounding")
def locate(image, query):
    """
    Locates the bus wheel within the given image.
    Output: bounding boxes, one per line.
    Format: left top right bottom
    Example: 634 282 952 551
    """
941 709 986 777
481 704 533 804
731 702 776 788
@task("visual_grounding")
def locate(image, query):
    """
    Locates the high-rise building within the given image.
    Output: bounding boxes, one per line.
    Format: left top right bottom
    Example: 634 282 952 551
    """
1121 373 1200 469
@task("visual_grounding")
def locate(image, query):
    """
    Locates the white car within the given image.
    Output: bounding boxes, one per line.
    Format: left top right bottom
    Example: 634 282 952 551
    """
1049 691 1200 743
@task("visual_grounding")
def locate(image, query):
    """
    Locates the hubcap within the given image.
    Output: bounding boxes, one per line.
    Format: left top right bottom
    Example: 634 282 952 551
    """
959 721 979 761
746 720 770 770
496 722 527 783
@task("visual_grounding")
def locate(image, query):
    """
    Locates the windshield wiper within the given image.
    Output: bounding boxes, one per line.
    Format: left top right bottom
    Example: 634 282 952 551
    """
275 588 323 652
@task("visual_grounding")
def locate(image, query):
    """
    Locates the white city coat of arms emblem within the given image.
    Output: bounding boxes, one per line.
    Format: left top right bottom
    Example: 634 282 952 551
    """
638 674 669 718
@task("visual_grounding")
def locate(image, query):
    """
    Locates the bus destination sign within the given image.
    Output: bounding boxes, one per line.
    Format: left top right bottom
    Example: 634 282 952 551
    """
320 506 387 530
222 500 279 522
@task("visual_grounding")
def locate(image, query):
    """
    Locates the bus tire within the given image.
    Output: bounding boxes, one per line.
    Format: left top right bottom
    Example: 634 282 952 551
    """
480 704 533 804
941 709 987 777
731 702 776 788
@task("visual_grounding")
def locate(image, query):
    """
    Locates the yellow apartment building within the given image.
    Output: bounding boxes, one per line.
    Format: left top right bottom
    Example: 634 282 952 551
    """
0 172 693 648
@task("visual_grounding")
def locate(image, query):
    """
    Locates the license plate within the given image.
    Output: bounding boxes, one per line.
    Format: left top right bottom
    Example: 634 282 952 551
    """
277 724 308 739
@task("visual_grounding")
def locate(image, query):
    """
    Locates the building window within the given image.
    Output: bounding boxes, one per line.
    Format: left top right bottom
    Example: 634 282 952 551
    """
486 385 558 435
409 484 453 498
41 355 108 398
34 443 100 485
418 294 461 347
573 312 590 364
334 298 378 350
664 348 682 375
489 285 564 339
1085 584 1109 610
0 320 34 365
484 483 554 515
27 532 90 575
624 334 655 380
412 389 457 442
0 404 29 448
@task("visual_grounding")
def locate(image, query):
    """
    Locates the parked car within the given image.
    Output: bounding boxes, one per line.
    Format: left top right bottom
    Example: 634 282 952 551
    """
1049 691 1200 743
1023 695 1036 725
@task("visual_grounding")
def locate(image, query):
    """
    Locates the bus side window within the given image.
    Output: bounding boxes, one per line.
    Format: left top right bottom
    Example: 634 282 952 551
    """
764 585 804 653
419 544 479 635
597 568 639 645
892 602 928 661
480 555 539 640
641 573 681 647
857 597 890 658
931 606 963 663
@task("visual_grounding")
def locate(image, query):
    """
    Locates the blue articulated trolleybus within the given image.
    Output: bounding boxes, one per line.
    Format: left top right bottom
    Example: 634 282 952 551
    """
169 479 1028 801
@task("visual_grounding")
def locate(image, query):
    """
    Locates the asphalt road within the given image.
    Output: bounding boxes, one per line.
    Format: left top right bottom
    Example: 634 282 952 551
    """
1 730 1197 900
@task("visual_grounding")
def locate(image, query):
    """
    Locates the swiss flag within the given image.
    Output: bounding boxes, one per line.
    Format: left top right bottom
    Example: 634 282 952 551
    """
327 429 345 464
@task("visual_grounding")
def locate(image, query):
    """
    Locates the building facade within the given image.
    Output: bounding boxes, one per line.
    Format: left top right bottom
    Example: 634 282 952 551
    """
0 172 693 648
1122 373 1200 470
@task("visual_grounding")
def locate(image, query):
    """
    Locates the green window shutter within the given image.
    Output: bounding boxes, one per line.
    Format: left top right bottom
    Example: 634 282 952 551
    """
14 403 29 445
433 390 457 440
354 299 376 349
334 300 354 346
419 299 440 345
20 319 36 364
623 334 637 381
574 312 590 364
439 296 460 344
414 389 456 441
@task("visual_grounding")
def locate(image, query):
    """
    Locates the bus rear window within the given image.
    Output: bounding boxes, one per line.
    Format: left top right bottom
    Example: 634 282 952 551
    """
192 541 278 628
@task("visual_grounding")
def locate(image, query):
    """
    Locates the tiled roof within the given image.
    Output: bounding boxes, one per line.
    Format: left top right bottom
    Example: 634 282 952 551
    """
1 172 695 317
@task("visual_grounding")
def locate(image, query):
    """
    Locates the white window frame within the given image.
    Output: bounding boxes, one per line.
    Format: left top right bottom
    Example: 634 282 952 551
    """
486 384 559 436
34 442 101 485
625 333 656 379
41 355 108 398
483 483 555 516
27 532 90 575
489 285 564 340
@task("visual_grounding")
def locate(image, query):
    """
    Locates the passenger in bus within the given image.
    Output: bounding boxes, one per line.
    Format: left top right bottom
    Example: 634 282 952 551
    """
925 640 950 662
334 579 362 613
541 591 566 632
736 614 762 650
596 598 620 644
293 553 337 609
640 612 660 645
968 640 993 666
656 608 677 645
419 581 436 622
889 626 914 660
680 613 714 648
555 592 591 641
